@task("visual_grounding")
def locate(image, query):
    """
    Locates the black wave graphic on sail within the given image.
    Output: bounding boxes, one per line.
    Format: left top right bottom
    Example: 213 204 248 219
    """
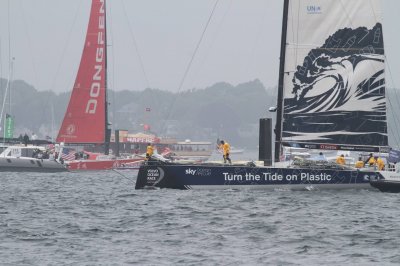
283 23 388 147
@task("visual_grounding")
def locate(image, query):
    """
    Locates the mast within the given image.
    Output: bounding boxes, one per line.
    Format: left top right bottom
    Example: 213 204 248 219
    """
104 0 110 155
274 0 289 162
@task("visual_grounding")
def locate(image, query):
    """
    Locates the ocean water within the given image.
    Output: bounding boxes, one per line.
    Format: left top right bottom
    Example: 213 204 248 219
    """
1 170 400 265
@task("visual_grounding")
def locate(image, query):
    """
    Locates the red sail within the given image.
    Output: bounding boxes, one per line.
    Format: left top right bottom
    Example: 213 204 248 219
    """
57 0 106 144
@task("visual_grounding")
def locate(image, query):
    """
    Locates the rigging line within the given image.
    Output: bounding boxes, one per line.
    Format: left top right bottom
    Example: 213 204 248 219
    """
7 0 11 118
8 0 11 71
338 0 354 29
49 1 84 93
389 123 400 148
386 89 400 146
119 0 155 132
378 1 400 147
0 68 12 128
368 0 379 27
18 0 52 130
387 115 400 148
120 0 150 89
385 56 400 113
0 39 2 112
41 2 83 139
112 168 136 184
18 0 39 91
188 0 233 89
162 0 220 133
294 0 300 72
107 3 116 132
240 0 270 80
385 91 400 141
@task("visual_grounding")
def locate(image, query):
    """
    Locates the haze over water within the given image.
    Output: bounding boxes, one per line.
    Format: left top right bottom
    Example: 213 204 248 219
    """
1 171 400 265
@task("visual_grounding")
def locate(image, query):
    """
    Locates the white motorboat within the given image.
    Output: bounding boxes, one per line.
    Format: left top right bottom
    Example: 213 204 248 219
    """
0 145 67 172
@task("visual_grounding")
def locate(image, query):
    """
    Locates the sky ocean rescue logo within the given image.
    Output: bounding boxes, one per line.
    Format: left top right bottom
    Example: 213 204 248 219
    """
185 168 212 176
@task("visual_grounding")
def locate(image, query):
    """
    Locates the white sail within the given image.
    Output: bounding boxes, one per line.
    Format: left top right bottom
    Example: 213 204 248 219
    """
281 0 387 151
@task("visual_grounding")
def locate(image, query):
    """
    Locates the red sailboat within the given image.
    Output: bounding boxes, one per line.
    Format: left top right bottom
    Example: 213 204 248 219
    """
57 0 143 170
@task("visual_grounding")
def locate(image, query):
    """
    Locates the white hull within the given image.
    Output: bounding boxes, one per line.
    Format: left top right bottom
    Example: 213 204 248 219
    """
0 157 67 172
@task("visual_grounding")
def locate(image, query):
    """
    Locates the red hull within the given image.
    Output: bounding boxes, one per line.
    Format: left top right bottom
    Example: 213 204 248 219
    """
66 158 143 171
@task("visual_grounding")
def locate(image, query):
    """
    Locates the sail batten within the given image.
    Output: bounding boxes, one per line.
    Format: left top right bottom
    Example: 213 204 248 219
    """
56 0 106 144
279 0 388 152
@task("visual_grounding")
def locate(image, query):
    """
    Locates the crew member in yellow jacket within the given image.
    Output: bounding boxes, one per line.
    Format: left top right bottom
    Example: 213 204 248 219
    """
219 140 232 164
376 156 385 170
368 155 376 167
336 154 345 165
146 143 154 160
354 157 364 168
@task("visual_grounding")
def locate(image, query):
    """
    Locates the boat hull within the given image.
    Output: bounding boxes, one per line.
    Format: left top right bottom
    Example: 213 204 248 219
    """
135 163 387 190
0 158 67 172
370 179 400 193
66 158 143 171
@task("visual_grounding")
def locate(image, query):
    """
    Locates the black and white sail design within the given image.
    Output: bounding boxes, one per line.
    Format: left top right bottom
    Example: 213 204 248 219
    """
281 0 388 151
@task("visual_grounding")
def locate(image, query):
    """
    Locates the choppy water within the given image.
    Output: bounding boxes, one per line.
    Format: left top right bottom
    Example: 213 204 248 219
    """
1 170 400 265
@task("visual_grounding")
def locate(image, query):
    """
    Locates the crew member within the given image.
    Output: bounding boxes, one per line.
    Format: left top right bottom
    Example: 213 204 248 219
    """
146 143 154 160
376 156 385 170
355 157 364 168
367 154 376 167
336 154 345 165
23 133 29 146
219 140 232 164
316 152 327 161
365 153 375 166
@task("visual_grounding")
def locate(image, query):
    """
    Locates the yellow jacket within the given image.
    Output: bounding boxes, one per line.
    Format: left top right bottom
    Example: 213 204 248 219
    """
355 160 364 168
146 145 154 156
336 156 345 165
376 157 385 170
220 142 230 156
368 157 376 166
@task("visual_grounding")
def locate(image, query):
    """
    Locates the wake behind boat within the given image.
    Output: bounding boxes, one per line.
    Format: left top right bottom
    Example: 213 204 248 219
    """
135 0 399 190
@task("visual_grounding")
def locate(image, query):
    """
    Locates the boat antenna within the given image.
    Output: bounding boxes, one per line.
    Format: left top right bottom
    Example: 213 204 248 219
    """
0 1 13 143
274 0 289 162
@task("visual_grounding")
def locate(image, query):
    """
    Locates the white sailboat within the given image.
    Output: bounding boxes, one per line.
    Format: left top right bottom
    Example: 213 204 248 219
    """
0 37 66 172
135 0 400 190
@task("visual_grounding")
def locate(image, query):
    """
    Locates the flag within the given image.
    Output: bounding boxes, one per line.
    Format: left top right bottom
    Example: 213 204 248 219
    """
61 148 76 161
145 107 151 112
5 113 14 139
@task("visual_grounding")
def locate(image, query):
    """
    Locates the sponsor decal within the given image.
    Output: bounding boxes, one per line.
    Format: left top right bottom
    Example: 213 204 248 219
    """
66 124 76 135
223 171 332 182
363 174 378 181
379 146 390 153
319 144 337 150
146 167 165 185
185 168 212 176
304 144 317 149
85 0 105 115
307 5 321 14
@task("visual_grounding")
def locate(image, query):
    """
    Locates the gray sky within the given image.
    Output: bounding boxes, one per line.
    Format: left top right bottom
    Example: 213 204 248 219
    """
0 0 399 93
